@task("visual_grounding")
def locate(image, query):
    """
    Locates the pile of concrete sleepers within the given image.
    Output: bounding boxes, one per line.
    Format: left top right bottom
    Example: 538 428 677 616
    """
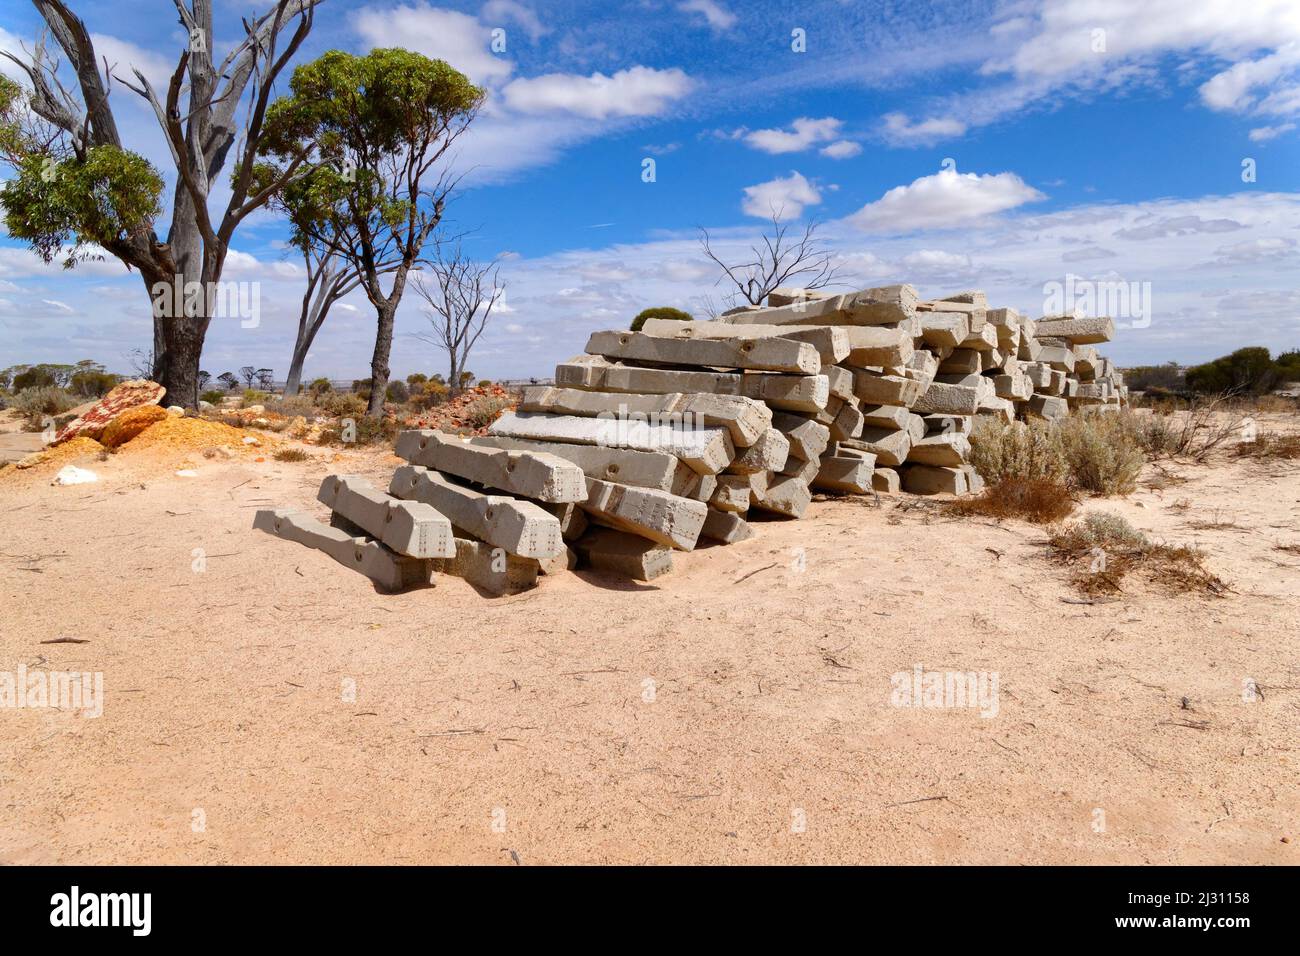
255 282 1126 591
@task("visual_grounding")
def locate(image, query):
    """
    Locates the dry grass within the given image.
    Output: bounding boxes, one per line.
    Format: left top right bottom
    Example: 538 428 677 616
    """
1134 394 1252 462
947 477 1076 524
272 448 311 462
968 414 1142 496
1235 432 1300 460
1048 512 1228 597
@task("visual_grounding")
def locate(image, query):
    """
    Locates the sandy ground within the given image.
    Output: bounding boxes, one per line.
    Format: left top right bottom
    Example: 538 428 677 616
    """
1 417 1297 865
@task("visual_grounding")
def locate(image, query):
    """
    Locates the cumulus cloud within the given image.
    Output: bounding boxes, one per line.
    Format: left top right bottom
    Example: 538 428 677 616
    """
880 112 967 146
846 169 1045 232
741 171 822 220
352 3 512 85
1199 42 1300 114
1207 236 1298 265
743 117 843 154
501 66 692 119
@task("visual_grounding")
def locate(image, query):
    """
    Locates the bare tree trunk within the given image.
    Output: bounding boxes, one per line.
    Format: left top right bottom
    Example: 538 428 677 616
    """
367 302 395 417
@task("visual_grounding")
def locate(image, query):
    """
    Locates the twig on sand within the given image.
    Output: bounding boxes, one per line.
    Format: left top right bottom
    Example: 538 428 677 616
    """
886 795 948 809
39 637 89 644
734 562 778 584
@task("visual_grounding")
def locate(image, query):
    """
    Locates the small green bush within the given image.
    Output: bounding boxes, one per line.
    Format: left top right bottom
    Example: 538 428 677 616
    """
307 377 333 396
385 379 409 403
241 388 271 407
199 389 226 405
631 306 692 333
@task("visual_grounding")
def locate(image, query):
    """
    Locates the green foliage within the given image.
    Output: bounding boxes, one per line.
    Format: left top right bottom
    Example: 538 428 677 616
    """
631 306 693 332
1185 346 1280 395
254 48 483 255
385 379 409 402
405 372 428 387
1276 349 1300 380
200 390 227 405
307 377 333 396
1122 361 1185 393
1 146 163 267
11 365 58 391
242 389 271 407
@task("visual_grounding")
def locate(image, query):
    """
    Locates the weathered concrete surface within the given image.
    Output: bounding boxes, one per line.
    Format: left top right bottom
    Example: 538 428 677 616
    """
437 536 540 596
574 527 674 581
1035 315 1115 344
396 430 587 502
254 509 432 592
700 508 754 543
900 464 968 496
640 318 850 364
586 330 820 374
728 427 791 475
814 455 876 494
389 465 563 559
473 434 697 496
912 381 980 416
316 475 455 559
582 477 707 551
555 355 829 413
752 475 812 518
770 412 831 462
488 411 734 475
851 371 923 407
517 385 770 447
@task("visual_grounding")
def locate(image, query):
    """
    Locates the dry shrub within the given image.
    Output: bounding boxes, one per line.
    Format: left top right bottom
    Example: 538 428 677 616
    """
1057 414 1145 495
272 447 311 462
1236 432 1300 460
1049 511 1227 597
1140 393 1251 462
318 414 397 446
13 386 77 431
968 417 1067 484
947 477 1076 524
461 392 512 429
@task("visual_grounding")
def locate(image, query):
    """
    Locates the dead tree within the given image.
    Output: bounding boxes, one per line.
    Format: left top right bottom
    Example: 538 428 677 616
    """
2 1 321 407
698 210 842 314
412 243 504 397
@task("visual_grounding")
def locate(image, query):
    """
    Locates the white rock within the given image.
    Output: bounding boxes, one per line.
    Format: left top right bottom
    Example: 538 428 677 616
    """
53 466 97 486
166 405 185 416
242 436 259 446
175 469 199 478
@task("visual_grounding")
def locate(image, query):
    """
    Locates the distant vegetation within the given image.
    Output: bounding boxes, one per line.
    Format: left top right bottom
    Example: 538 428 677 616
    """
1127 348 1300 398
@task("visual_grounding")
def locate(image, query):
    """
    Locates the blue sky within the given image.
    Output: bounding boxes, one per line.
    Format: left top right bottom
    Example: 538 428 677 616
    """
2 0 1299 381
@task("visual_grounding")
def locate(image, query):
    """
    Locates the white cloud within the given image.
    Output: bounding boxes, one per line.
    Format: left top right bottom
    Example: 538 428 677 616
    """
480 0 548 42
1208 236 1298 264
1199 42 1300 113
743 116 842 154
500 66 692 119
91 33 174 96
352 3 513 85
820 140 862 159
678 0 737 31
1113 215 1244 240
1249 122 1297 141
741 171 822 220
846 169 1045 233
879 112 968 147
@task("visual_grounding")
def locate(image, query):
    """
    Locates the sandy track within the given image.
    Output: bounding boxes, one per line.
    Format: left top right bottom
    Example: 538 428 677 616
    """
1 436 1297 864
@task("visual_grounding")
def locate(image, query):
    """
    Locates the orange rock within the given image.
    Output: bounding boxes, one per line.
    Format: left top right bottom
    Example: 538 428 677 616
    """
101 404 169 448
